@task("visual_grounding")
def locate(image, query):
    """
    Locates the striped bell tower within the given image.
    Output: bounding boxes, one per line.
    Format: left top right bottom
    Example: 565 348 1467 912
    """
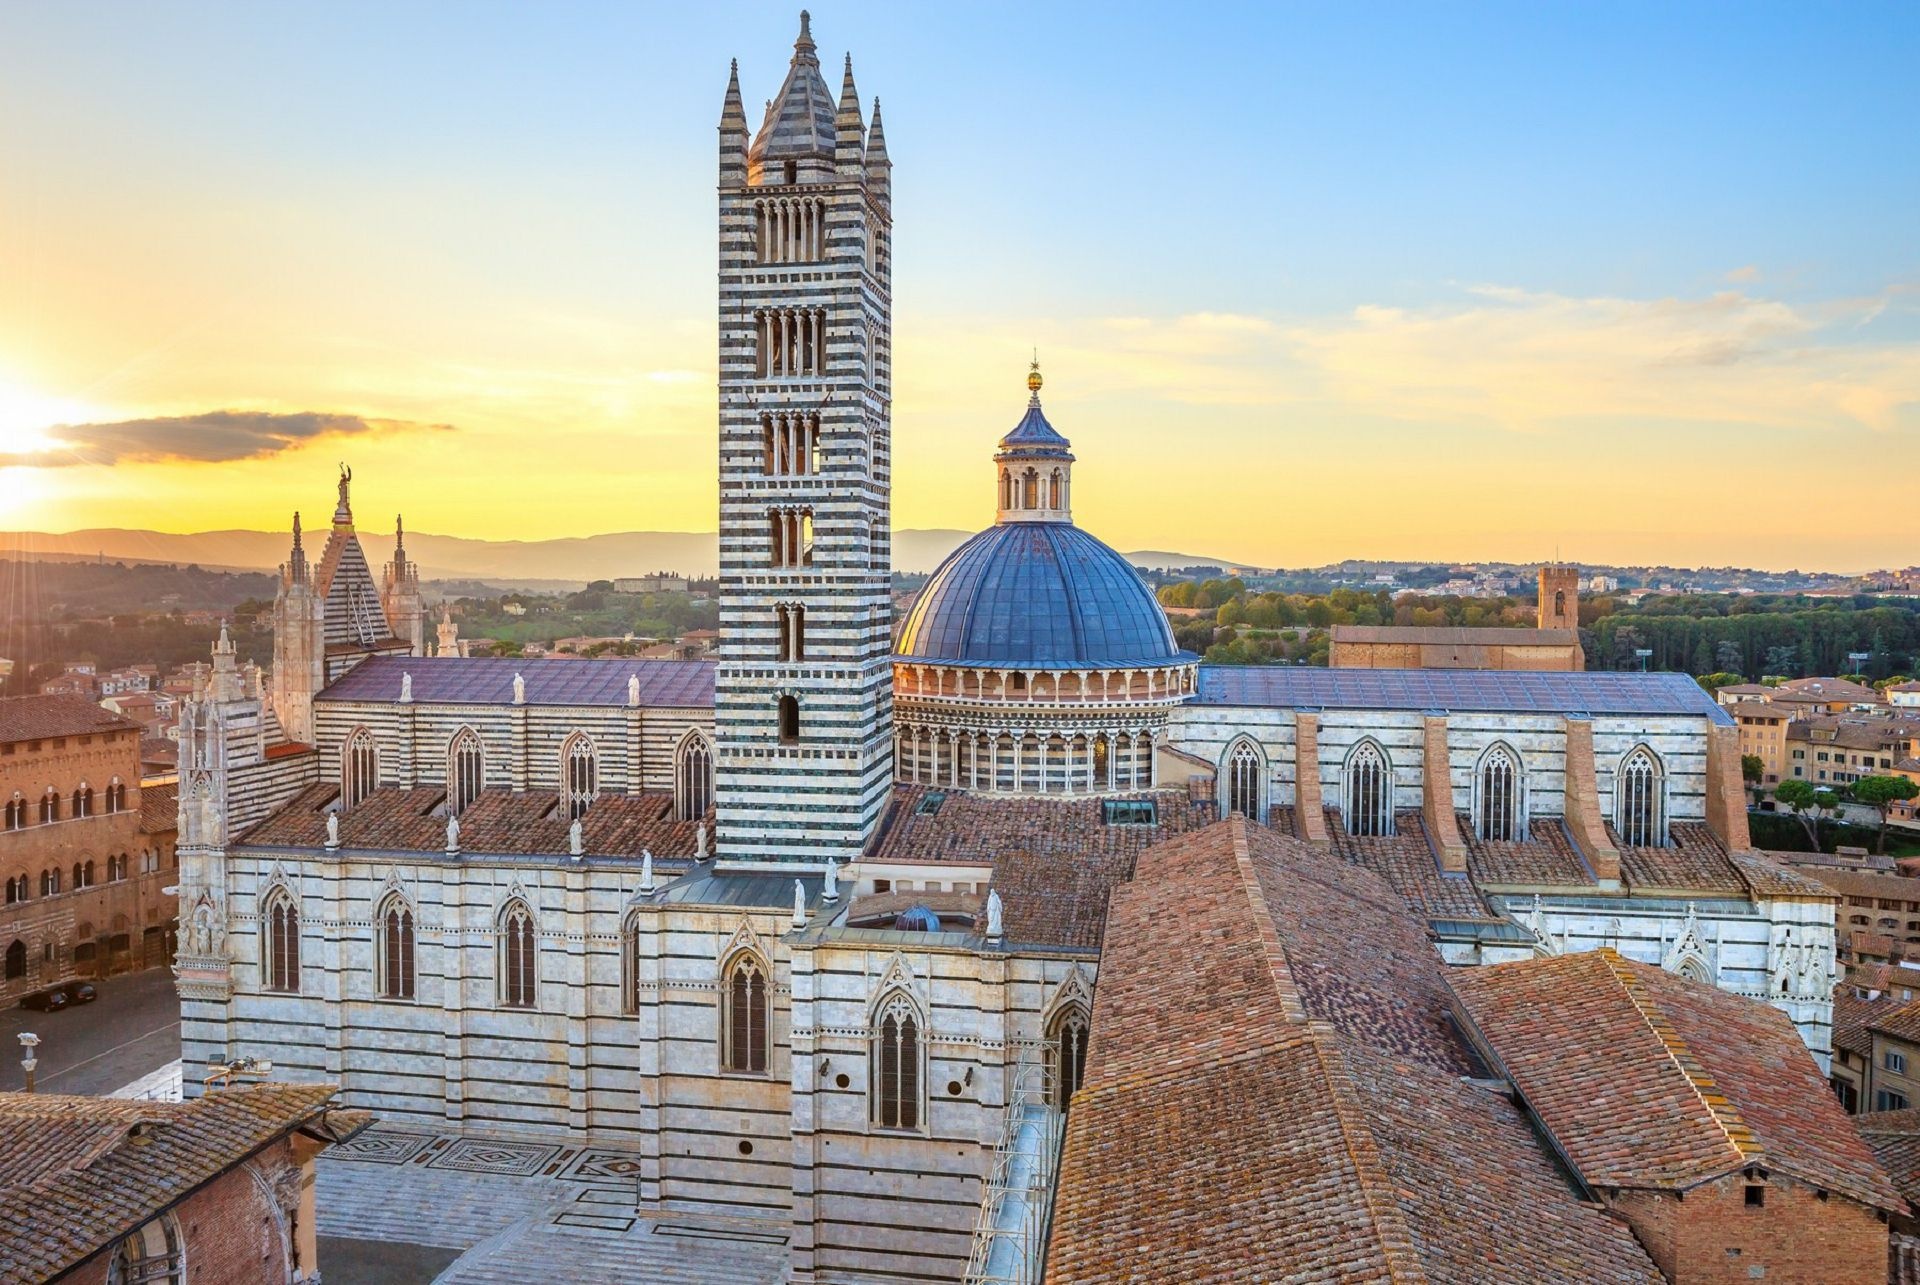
714 11 894 865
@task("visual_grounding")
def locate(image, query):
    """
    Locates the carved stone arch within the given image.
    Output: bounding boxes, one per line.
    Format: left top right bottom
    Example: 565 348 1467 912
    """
498 878 535 925
260 859 299 900
1614 743 1668 848
1043 963 1095 1027
867 951 925 1021
719 915 770 977
378 865 418 914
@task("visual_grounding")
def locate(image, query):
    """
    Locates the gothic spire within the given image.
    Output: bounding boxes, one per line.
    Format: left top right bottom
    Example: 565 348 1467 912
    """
749 10 836 177
835 53 864 172
287 511 309 585
864 98 891 201
719 59 749 188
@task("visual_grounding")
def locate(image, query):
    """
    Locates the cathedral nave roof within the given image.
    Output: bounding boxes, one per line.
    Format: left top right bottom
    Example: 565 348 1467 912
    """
1197 665 1735 723
316 655 715 709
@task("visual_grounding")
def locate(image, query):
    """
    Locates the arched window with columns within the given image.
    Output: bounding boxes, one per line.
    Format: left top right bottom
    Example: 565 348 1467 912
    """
447 729 484 816
377 893 415 1001
722 951 771 1074
1343 740 1393 836
561 733 597 820
1048 1003 1091 1110
676 732 713 821
1474 743 1525 842
341 729 378 810
1616 746 1667 848
262 887 300 993
620 912 643 1015
1224 739 1264 820
498 899 537 1009
107 1213 183 1285
870 990 923 1131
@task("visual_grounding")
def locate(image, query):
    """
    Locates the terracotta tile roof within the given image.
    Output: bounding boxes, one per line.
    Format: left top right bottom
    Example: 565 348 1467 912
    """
1856 1110 1920 1211
0 1084 365 1285
1871 998 1920 1045
1328 809 1493 920
1612 822 1747 894
1724 700 1792 720
1729 849 1840 898
1451 950 1904 1210
1806 867 1920 905
1046 818 1661 1284
1462 815 1594 887
1835 989 1898 1058
867 785 1217 950
138 781 177 835
238 783 710 860
0 694 141 745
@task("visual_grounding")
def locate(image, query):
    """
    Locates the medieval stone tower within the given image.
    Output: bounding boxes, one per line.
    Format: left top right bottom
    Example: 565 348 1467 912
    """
1537 563 1581 632
714 12 894 865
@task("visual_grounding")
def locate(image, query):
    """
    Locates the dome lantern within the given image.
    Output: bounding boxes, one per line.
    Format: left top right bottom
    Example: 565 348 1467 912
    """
995 360 1075 525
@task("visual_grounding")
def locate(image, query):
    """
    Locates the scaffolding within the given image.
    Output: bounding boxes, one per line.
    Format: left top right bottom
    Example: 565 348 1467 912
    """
963 1060 1065 1285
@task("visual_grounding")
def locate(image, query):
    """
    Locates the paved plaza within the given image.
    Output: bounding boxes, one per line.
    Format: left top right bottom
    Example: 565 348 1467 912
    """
316 1124 789 1284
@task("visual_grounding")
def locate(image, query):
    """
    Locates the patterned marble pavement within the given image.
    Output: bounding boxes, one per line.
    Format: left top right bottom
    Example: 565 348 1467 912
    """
317 1124 787 1283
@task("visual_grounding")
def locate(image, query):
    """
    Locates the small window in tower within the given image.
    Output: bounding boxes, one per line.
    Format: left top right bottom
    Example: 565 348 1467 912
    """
784 160 797 185
1744 1185 1765 1208
777 695 800 744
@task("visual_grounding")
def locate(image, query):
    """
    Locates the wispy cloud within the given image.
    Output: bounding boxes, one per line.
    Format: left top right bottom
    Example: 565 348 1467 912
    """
0 410 452 469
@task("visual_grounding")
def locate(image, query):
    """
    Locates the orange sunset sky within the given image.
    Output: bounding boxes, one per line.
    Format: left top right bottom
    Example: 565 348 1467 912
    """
0 2 1915 571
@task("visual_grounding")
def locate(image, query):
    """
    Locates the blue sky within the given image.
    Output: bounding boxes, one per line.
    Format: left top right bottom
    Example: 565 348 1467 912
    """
0 2 1915 568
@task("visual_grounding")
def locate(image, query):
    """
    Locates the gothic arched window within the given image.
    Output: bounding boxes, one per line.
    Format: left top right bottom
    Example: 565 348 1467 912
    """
378 895 415 1001
40 790 58 824
1048 1004 1091 1110
1475 744 1525 842
263 888 300 993
4 795 21 830
72 785 93 818
871 992 922 1130
499 900 537 1008
1224 740 1263 820
722 953 770 1074
621 913 643 1015
562 733 597 821
41 868 60 897
1616 747 1666 848
1344 741 1393 837
447 729 484 817
676 733 714 821
341 729 378 810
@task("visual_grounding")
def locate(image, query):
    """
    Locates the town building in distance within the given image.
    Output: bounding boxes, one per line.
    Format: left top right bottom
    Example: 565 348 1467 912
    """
2 695 179 1006
162 13 1879 1281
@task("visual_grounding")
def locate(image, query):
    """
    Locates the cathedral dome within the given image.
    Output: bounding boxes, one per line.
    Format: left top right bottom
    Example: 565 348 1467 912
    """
896 522 1186 668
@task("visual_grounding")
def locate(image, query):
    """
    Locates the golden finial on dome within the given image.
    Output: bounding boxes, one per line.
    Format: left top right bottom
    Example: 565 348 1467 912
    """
1027 351 1043 395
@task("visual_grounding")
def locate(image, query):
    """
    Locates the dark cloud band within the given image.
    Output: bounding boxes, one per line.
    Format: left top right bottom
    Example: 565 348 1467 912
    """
0 410 452 468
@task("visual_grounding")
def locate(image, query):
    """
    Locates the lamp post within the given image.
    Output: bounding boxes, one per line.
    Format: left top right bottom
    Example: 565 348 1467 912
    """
1634 648 1653 673
18 1032 41 1094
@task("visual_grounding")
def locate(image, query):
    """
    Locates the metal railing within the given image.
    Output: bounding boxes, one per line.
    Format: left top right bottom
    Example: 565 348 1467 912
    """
962 1060 1065 1285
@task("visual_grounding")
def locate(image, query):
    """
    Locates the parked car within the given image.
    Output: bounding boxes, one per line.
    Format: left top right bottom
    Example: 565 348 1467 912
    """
59 980 97 1004
18 987 70 1012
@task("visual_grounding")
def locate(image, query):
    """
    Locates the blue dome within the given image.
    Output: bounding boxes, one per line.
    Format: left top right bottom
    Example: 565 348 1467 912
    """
896 523 1191 668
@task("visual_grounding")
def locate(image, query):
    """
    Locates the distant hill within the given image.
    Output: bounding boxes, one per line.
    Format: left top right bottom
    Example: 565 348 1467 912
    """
0 527 1238 582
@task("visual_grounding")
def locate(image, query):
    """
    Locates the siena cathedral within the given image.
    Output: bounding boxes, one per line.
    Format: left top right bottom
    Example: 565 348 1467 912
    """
170 13 1839 1284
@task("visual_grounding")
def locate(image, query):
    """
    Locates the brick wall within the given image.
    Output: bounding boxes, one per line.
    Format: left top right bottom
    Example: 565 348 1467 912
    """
1610 1171 1887 1285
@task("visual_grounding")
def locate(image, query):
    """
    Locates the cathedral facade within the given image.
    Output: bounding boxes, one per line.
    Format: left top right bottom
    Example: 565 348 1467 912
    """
171 15 1840 1284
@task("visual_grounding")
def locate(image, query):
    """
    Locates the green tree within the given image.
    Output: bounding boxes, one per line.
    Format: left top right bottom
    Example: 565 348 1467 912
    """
1695 672 1744 693
1741 754 1764 805
1850 775 1920 854
1773 778 1835 849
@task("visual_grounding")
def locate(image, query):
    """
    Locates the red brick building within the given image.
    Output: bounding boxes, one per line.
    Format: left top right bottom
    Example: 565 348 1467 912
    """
0 1083 368 1285
2 696 179 1004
